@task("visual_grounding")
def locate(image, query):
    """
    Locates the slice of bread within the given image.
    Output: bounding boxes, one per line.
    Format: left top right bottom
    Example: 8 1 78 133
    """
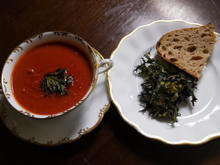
156 23 216 79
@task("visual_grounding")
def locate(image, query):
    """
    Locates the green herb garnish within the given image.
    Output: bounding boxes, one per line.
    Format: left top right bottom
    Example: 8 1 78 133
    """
134 51 197 123
40 68 74 96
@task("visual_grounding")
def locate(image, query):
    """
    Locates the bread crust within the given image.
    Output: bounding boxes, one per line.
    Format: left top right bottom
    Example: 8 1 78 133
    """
156 24 216 79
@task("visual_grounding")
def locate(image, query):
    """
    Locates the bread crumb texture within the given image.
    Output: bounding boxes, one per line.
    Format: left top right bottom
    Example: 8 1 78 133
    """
156 23 217 79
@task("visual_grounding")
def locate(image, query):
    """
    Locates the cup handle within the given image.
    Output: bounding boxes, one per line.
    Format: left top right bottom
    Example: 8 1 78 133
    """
98 59 113 74
92 47 113 74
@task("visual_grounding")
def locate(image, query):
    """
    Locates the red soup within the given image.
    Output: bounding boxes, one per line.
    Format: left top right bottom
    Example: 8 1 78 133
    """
11 42 93 115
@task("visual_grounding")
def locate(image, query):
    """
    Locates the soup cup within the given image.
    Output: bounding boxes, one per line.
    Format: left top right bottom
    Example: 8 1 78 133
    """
1 31 113 119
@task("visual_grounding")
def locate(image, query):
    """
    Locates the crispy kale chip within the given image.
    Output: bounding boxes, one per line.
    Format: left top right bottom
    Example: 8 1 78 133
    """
134 52 197 123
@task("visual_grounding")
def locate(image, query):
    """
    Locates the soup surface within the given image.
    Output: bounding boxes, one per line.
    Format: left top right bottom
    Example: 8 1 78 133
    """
11 42 93 115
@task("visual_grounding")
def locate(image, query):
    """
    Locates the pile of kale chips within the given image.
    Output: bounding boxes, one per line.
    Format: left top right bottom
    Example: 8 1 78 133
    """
134 51 197 123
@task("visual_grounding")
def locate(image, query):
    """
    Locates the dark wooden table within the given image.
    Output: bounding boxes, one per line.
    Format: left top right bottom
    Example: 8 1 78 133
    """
1 0 220 164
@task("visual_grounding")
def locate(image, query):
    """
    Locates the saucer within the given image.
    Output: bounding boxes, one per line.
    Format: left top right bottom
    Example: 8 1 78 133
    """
107 20 220 145
0 50 111 146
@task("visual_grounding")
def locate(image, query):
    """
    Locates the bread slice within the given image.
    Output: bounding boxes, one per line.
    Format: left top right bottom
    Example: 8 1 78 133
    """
156 23 216 79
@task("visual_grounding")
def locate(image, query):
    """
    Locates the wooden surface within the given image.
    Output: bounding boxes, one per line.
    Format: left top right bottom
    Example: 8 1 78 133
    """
1 0 220 164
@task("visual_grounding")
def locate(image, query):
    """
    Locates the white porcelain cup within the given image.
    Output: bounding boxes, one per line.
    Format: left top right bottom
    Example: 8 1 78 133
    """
1 31 113 119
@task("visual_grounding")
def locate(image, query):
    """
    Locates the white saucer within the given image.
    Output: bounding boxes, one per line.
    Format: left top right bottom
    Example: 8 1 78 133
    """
0 51 110 146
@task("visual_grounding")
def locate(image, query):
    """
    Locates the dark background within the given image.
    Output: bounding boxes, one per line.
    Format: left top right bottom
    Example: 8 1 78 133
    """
1 0 220 164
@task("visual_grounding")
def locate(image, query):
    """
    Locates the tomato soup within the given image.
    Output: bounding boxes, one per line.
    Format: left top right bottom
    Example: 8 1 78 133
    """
11 42 93 115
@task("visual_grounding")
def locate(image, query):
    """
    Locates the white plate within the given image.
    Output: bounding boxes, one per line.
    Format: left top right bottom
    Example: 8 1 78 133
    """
0 51 110 146
107 20 220 145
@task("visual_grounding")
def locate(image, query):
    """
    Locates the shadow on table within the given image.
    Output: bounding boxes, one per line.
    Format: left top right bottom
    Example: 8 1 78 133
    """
0 117 99 165
1 104 220 165
109 104 220 165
